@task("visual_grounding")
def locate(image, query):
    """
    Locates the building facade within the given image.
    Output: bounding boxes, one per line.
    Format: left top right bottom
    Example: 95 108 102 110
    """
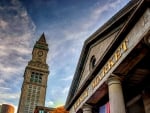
17 34 49 113
65 0 150 113
1 104 14 113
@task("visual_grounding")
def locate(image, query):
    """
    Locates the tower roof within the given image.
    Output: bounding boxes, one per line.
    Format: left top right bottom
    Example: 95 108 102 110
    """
37 33 47 44
34 33 49 51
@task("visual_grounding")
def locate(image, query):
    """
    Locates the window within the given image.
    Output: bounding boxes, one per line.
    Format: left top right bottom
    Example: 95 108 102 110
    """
30 72 43 83
26 84 41 113
29 85 32 88
89 55 96 71
39 110 44 113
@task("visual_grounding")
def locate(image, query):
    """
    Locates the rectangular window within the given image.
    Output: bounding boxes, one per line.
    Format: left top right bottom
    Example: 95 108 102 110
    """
30 72 43 84
39 110 44 113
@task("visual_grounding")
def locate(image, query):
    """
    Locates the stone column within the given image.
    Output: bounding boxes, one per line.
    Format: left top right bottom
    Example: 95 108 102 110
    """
108 74 126 113
82 104 92 113
142 90 150 113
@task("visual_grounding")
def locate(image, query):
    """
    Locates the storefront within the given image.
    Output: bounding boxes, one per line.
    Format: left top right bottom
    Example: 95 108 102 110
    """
65 0 150 113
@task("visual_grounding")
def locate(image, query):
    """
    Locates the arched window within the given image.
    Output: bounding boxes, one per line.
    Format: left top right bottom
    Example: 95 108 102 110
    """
89 55 96 71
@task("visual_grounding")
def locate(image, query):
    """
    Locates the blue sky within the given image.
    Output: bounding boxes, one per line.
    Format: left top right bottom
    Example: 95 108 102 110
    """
0 0 130 112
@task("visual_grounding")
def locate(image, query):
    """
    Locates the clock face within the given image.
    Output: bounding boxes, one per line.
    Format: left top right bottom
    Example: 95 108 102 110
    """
37 51 43 57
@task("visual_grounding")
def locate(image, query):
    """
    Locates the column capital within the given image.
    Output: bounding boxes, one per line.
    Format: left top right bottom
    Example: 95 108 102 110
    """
82 103 92 109
82 103 92 113
107 74 121 86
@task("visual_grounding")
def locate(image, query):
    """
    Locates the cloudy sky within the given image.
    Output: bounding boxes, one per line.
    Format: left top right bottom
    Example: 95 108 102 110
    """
0 0 130 112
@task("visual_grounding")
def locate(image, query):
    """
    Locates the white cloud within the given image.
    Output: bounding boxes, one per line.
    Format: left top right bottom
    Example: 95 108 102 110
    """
109 0 122 8
0 93 19 100
62 87 70 94
0 0 35 108
61 75 73 81
0 87 11 91
46 101 54 107
0 20 8 29
0 79 5 84
81 0 123 30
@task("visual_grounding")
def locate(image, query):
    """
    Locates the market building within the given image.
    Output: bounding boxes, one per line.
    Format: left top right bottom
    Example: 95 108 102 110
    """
65 0 150 113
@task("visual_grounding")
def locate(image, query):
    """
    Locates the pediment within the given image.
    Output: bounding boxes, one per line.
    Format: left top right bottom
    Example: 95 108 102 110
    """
78 28 122 89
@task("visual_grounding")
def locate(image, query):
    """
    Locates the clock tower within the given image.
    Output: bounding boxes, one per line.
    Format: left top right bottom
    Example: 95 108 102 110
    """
17 33 49 113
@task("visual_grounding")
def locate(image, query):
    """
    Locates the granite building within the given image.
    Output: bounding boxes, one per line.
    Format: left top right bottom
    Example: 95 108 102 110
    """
65 0 150 113
17 34 49 113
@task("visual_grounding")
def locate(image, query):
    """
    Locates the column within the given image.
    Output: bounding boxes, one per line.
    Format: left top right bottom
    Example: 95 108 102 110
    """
108 74 126 113
82 104 92 113
142 89 150 113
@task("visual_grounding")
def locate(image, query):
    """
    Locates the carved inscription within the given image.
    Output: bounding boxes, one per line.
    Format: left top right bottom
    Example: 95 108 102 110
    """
92 39 128 89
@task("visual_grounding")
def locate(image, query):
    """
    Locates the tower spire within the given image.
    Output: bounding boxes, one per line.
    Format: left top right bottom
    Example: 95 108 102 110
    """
34 33 48 51
38 33 46 44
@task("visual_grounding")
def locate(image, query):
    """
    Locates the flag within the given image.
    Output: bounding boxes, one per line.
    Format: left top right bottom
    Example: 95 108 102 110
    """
99 102 110 113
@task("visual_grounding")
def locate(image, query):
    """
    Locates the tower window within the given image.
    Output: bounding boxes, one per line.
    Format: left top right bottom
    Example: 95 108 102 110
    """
30 72 43 83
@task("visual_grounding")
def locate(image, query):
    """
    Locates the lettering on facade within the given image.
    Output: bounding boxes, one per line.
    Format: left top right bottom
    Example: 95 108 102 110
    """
74 89 88 110
92 38 128 89
73 38 128 111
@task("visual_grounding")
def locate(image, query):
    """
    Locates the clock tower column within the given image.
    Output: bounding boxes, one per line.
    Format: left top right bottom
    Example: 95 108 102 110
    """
17 33 49 113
